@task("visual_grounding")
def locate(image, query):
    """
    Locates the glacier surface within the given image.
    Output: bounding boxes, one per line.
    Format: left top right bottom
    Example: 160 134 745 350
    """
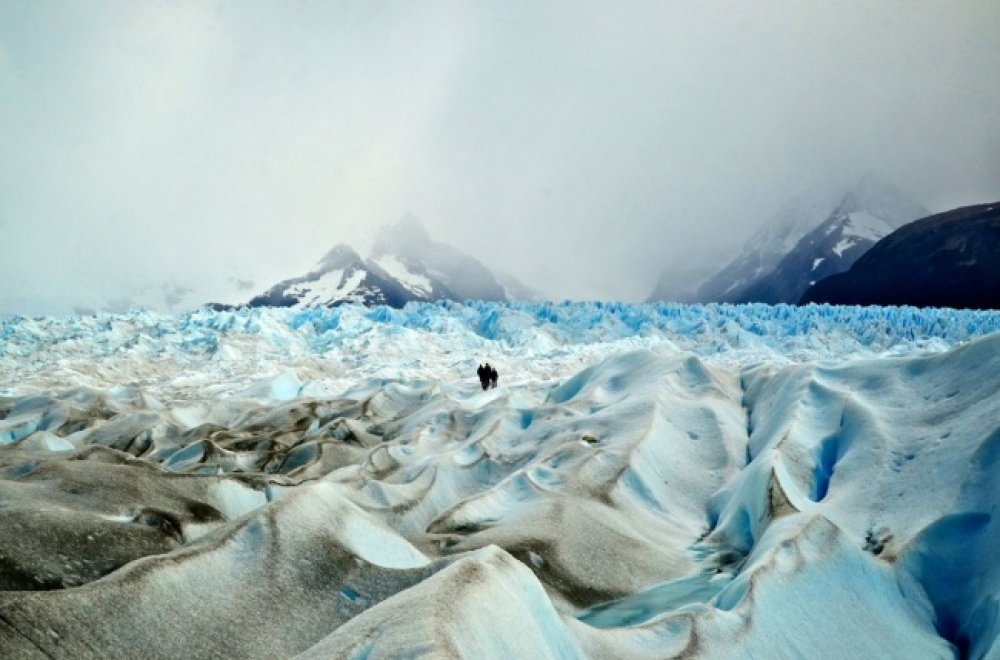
1 302 999 658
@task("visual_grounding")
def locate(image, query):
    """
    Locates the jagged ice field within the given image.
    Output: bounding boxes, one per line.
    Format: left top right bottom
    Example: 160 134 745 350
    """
1 301 999 659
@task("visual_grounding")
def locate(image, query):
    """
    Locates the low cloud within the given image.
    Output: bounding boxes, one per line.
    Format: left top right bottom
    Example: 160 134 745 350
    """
1 1 998 313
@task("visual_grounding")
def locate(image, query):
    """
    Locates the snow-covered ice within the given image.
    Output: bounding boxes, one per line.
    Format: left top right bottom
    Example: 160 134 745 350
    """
1 301 999 658
283 268 369 308
369 255 435 297
832 237 856 257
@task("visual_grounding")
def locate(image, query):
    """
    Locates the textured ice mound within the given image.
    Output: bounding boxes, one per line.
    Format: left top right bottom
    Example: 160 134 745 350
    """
1 302 999 658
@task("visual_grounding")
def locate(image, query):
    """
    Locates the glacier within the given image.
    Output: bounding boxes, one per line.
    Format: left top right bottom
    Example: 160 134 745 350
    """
1 301 999 658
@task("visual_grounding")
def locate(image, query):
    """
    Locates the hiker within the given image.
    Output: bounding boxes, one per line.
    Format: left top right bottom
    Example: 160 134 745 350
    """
477 363 490 391
489 365 498 389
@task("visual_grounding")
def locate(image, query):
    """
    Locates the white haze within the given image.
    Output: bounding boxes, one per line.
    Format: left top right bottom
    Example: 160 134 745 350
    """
1 0 999 314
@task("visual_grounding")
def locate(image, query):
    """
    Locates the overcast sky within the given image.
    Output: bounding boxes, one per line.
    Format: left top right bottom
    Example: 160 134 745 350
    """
2 0 999 314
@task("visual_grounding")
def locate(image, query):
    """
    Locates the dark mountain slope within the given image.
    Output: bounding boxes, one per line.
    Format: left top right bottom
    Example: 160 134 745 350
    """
801 202 1000 309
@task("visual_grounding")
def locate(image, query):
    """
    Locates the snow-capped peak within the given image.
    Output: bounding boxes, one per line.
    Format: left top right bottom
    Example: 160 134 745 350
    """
245 215 529 308
672 175 928 304
316 243 366 271
368 254 434 296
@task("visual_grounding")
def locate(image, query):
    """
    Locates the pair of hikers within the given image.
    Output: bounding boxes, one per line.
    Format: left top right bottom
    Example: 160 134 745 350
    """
477 363 499 390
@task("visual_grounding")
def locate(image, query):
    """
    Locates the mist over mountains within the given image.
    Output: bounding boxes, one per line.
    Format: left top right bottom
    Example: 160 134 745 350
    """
26 176 999 318
229 168 998 315
649 176 929 305
245 215 540 309
239 174 1000 314
0 161 995 318
3 1 1000 317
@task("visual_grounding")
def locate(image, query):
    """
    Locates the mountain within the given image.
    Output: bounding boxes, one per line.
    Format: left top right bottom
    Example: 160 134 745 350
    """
680 194 841 303
801 201 1000 309
368 214 506 302
247 216 527 308
661 177 927 303
247 244 416 308
733 181 929 304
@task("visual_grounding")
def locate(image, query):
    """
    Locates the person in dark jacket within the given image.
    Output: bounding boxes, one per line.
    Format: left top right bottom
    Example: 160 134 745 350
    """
489 365 498 389
477 363 489 390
